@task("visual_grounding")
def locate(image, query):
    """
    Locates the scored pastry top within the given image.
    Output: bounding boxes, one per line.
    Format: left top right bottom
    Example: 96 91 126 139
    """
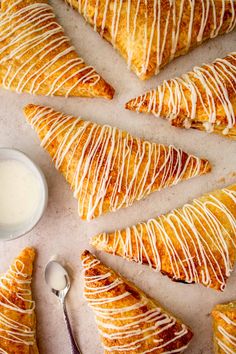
24 104 210 220
66 0 236 79
91 184 236 291
0 0 114 98
81 250 193 353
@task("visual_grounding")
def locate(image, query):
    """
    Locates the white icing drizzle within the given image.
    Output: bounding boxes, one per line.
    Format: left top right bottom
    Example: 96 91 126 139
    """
0 0 100 96
0 258 36 350
131 53 236 134
82 254 191 353
26 105 209 220
66 0 236 77
95 187 236 290
216 310 236 354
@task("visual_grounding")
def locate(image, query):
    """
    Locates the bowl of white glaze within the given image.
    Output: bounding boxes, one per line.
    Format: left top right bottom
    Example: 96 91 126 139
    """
0 148 48 241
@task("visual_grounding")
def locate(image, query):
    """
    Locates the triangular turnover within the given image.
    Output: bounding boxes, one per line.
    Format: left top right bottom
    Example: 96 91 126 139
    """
24 104 211 220
81 250 193 353
65 0 236 80
0 0 114 98
211 301 236 353
0 247 38 353
91 184 236 291
126 53 236 139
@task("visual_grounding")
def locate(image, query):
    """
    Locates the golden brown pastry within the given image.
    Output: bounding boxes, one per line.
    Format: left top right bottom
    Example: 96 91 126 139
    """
0 0 114 99
126 52 236 139
65 0 236 80
24 103 210 220
82 250 193 353
0 247 38 354
91 184 236 291
212 301 236 353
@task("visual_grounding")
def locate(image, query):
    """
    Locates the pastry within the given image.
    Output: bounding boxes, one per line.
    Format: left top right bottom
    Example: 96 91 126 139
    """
0 247 38 353
212 301 236 353
0 0 114 99
126 52 236 139
24 103 210 220
65 0 236 80
82 250 193 353
91 184 236 291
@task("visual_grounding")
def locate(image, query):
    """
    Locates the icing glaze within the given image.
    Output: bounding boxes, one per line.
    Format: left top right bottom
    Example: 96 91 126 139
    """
66 0 236 78
82 254 191 353
26 105 209 220
0 0 100 96
131 52 236 134
0 259 36 349
95 186 236 290
0 159 41 226
216 311 236 354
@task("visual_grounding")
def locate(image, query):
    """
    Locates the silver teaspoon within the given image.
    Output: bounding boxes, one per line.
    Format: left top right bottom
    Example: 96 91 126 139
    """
45 260 82 354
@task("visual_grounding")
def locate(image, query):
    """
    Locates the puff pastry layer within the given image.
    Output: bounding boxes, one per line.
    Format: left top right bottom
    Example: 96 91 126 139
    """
82 250 193 353
91 184 236 291
24 103 210 220
212 301 236 354
65 0 236 80
126 52 236 139
0 248 38 354
0 0 114 98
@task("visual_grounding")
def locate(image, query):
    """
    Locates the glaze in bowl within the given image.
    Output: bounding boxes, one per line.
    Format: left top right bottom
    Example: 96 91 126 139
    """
0 148 48 241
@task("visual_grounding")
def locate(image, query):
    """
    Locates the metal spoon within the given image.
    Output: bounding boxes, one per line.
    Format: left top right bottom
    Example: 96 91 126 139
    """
45 260 82 354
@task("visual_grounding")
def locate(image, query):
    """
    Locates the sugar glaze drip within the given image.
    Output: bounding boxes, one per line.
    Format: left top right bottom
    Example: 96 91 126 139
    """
26 105 209 220
96 187 236 290
0 259 36 349
82 254 191 353
131 53 236 135
66 0 236 78
0 0 100 96
217 312 236 353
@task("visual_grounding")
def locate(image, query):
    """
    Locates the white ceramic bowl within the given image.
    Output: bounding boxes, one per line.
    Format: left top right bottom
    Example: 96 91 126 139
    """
0 148 48 241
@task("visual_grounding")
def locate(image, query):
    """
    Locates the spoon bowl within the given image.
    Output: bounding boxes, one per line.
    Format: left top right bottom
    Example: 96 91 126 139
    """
45 260 82 354
45 260 70 303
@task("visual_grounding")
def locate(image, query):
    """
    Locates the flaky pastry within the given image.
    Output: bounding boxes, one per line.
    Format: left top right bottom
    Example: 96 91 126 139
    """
24 103 210 220
65 0 236 80
126 53 236 139
0 248 38 354
212 301 236 353
0 0 114 98
82 250 193 353
91 184 236 291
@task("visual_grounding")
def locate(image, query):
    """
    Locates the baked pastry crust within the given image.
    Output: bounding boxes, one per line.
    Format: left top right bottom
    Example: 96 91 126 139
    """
91 184 236 291
0 0 114 99
212 301 236 354
24 103 210 220
126 52 236 139
65 0 236 80
81 250 193 353
0 247 38 354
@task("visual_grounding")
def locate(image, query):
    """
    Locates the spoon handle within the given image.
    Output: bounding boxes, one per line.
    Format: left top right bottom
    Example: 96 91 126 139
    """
63 302 82 354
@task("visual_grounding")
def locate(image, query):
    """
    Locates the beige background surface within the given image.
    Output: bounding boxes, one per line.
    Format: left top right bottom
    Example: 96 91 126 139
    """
0 1 236 353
